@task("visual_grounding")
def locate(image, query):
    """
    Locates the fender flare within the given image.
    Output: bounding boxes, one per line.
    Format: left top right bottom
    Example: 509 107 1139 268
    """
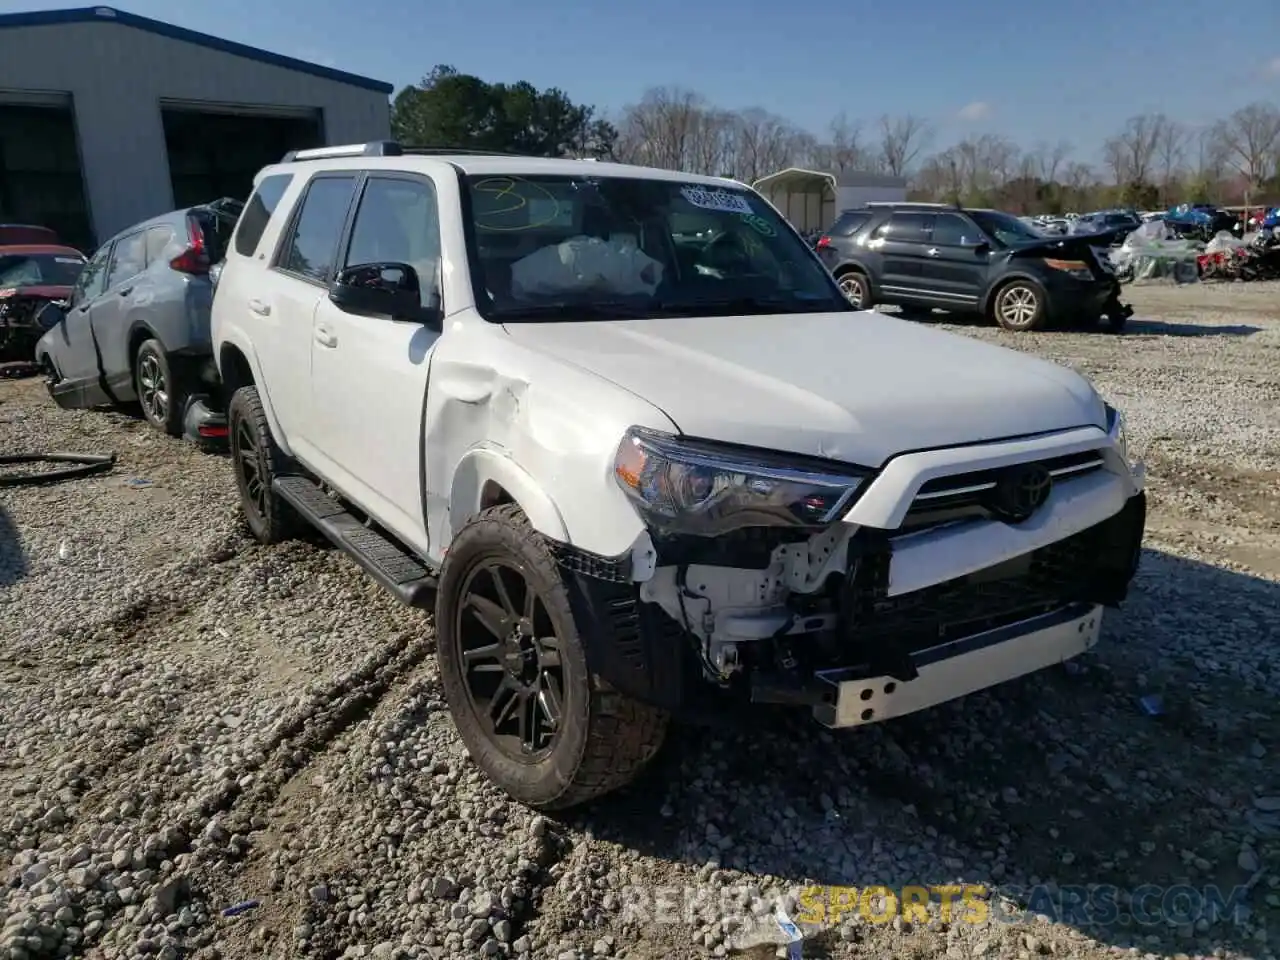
448 446 569 543
216 333 293 457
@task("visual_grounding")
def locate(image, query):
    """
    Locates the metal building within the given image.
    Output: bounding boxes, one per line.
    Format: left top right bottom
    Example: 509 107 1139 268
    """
0 6 393 250
753 168 908 233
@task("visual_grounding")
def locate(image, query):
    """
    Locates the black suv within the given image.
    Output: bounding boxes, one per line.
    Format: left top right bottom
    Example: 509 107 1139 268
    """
816 203 1132 332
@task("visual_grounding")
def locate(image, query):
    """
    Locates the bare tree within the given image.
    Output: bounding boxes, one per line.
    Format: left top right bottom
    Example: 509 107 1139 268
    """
1063 162 1097 209
1107 113 1170 186
1214 102 1280 206
614 87 707 171
1031 139 1072 184
1152 119 1186 204
877 114 933 177
731 108 807 184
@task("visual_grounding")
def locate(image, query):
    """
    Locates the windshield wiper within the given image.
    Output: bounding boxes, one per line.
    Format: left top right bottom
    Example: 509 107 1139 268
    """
489 301 654 322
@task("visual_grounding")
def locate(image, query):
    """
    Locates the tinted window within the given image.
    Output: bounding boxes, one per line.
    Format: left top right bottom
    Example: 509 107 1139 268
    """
875 212 932 242
72 246 111 306
279 176 356 282
830 210 872 236
144 225 175 265
345 177 441 307
235 173 294 257
106 232 146 289
931 214 985 246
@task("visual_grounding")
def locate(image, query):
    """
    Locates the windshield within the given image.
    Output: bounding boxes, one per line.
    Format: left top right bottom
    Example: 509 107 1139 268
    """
460 174 848 320
0 252 85 288
967 210 1044 246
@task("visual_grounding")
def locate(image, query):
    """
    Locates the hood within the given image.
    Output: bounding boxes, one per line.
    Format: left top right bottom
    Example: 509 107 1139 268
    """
501 311 1105 467
0 284 72 300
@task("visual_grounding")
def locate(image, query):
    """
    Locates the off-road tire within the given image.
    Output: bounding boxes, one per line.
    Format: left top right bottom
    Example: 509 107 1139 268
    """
991 280 1047 331
436 503 669 810
227 385 298 545
836 269 874 310
134 339 186 436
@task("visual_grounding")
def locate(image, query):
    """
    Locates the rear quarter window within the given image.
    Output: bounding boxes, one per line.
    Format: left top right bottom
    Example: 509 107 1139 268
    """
830 211 872 236
234 174 294 257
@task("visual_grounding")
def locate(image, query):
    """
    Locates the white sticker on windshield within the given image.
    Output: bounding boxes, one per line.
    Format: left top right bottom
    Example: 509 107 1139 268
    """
55 257 82 264
680 186 753 215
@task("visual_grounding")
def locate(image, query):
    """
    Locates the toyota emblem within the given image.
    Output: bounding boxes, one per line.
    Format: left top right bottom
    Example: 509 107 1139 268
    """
991 464 1053 523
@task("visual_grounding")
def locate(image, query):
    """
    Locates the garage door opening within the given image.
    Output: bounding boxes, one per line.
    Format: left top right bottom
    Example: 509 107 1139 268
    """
0 100 93 252
161 104 323 209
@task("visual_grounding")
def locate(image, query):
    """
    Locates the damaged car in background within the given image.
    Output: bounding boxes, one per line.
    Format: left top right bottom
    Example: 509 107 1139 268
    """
213 143 1148 811
35 199 242 442
0 244 86 369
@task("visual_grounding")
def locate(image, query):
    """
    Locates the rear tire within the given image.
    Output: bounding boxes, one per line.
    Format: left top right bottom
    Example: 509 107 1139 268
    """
991 280 1047 331
436 504 669 810
134 339 186 436
836 270 874 310
227 385 297 545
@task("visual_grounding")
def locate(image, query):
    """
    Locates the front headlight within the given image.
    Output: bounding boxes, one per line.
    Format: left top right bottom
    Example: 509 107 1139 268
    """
1043 258 1094 281
613 427 868 535
1105 403 1130 462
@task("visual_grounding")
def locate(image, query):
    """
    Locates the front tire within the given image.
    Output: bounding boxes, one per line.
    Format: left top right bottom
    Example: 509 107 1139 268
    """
436 504 669 810
135 339 186 436
991 280 1047 331
227 385 297 545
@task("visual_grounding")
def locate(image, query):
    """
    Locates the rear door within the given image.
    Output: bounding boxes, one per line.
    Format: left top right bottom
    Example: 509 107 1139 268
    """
89 228 148 395
259 172 359 461
918 212 987 307
867 211 934 298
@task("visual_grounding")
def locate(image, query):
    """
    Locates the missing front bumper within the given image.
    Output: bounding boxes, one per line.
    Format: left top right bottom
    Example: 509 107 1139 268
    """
812 601 1102 728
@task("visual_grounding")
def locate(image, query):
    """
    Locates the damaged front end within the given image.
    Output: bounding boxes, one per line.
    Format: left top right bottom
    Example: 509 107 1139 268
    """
0 290 65 365
560 426 1146 728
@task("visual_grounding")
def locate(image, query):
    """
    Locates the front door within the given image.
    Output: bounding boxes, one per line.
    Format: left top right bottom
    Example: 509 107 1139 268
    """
309 172 444 558
49 241 112 403
919 212 988 308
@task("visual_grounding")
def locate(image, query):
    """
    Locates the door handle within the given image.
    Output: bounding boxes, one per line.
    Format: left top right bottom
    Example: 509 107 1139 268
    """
118 286 133 297
314 327 337 348
248 298 271 317
926 248 939 257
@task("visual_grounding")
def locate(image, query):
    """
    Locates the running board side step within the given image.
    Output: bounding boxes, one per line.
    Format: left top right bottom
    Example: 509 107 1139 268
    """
273 475 438 608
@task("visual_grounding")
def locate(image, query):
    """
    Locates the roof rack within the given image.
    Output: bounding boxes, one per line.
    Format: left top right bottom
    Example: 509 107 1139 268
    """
864 201 953 208
281 141 403 162
280 140 582 163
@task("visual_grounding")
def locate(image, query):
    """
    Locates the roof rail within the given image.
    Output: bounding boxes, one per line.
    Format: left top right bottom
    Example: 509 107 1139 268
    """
864 200 952 208
281 141 403 162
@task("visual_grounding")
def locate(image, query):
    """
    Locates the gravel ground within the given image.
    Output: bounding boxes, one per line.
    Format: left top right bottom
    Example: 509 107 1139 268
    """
1 280 1277 960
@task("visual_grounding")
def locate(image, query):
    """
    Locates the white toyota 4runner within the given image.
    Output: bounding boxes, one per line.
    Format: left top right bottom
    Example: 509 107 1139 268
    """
211 142 1146 810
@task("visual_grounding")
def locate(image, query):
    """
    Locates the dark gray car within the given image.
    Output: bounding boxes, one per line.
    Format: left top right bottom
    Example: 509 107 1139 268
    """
35 200 241 436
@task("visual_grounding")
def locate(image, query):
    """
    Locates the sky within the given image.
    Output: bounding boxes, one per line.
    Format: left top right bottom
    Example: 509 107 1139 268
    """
10 0 1280 165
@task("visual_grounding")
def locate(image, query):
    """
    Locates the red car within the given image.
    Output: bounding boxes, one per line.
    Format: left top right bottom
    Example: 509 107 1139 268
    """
0 244 87 364
0 224 61 246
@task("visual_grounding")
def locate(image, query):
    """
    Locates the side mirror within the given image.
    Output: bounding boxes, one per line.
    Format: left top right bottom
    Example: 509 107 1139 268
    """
35 301 67 331
329 262 440 324
970 241 991 255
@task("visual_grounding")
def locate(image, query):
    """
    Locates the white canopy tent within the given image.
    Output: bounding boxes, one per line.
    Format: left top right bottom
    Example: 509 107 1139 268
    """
752 167 908 232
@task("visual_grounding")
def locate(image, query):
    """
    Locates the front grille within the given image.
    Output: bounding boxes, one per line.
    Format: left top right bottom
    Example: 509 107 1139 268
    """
846 504 1136 657
902 449 1105 530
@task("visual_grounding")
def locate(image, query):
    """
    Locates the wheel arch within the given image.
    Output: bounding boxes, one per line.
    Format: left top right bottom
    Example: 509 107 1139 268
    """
448 446 570 545
217 337 292 457
981 272 1046 315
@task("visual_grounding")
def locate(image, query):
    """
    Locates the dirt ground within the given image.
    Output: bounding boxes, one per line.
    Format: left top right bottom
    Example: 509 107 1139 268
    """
1 279 1277 960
